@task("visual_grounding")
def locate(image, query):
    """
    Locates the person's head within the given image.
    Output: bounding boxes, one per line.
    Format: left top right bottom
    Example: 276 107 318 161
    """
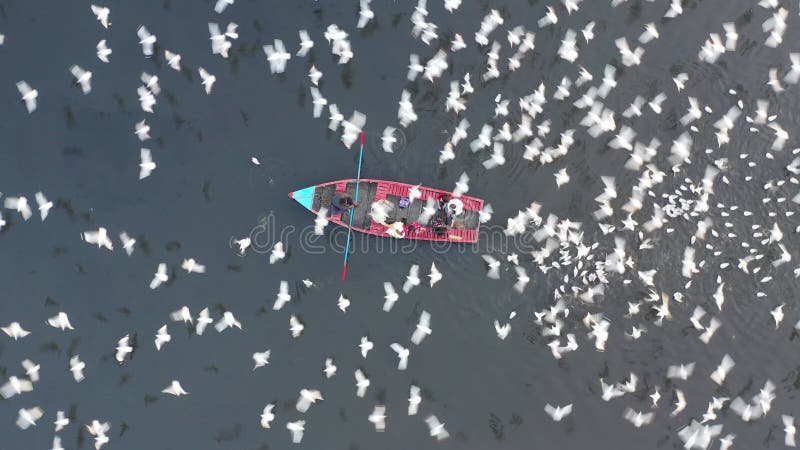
440 194 450 203
344 198 354 207
400 218 408 225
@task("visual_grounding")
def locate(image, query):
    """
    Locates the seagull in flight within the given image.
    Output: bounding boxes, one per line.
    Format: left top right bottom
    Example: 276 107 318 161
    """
90 4 110 28
149 263 168 289
137 25 157 56
94 40 110 64
411 311 432 345
16 81 38 113
162 380 188 396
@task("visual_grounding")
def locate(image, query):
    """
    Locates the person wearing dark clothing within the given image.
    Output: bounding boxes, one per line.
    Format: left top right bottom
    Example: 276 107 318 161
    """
437 193 451 211
430 210 449 236
330 192 358 216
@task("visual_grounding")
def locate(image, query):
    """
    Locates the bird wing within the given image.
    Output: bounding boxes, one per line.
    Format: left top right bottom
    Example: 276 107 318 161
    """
390 343 405 355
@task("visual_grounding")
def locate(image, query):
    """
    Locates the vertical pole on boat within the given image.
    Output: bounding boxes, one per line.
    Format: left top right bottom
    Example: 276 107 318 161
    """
341 131 365 281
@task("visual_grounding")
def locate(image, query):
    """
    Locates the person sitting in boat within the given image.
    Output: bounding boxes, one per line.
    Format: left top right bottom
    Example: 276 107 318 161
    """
446 197 464 217
430 211 449 237
437 193 451 211
385 218 407 239
330 192 358 216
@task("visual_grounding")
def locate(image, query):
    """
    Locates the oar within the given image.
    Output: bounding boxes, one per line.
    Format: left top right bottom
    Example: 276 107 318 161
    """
341 131 366 281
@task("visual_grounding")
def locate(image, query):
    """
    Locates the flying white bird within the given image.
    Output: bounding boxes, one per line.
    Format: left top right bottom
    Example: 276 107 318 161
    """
69 65 92 94
368 404 387 432
771 303 785 328
90 4 110 28
16 407 43 430
54 410 70 431
671 389 687 416
96 39 112 62
215 311 243 332
289 315 304 338
411 311 432 345
428 263 442 287
390 343 410 370
162 380 188 396
324 358 337 378
47 312 74 331
154 325 171 350
139 148 156 179
403 264 420 293
639 23 659 43
555 168 570 188
214 0 235 14
208 22 232 58
355 368 370 397
170 306 192 324
137 25 157 56
357 0 374 29
2 322 31 340
783 415 796 447
309 86 327 118
296 389 324 413
198 67 216 94
398 90 418 127
408 385 422 415
453 172 470 197
313 207 329 235
494 320 511 340
134 119 151 141
710 354 735 385
181 258 205 274
0 376 33 399
664 0 683 18
624 408 654 427
196 308 213 335
269 242 285 264
297 30 314 57
164 50 181 70
286 420 305 444
667 362 695 380
252 349 270 370
538 6 558 27
308 65 323 86
69 355 85 382
544 403 573 421
260 404 275 428
338 294 350 313
273 281 291 310
264 39 291 74
235 237 251 254
16 81 38 113
149 263 168 289
31 192 53 223
137 86 156 112
359 336 374 358
425 415 450 440
600 378 624 401
115 334 132 363
382 127 397 153
21 359 40 383
383 282 399 312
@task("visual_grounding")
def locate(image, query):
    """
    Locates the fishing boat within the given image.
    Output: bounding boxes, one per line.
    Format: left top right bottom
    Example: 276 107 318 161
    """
289 179 484 243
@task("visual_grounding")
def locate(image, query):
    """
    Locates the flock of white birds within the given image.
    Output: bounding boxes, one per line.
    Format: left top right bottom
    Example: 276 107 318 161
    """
3 0 800 448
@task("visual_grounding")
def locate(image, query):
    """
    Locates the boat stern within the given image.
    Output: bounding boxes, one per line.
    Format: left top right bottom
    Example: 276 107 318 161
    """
289 185 316 211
